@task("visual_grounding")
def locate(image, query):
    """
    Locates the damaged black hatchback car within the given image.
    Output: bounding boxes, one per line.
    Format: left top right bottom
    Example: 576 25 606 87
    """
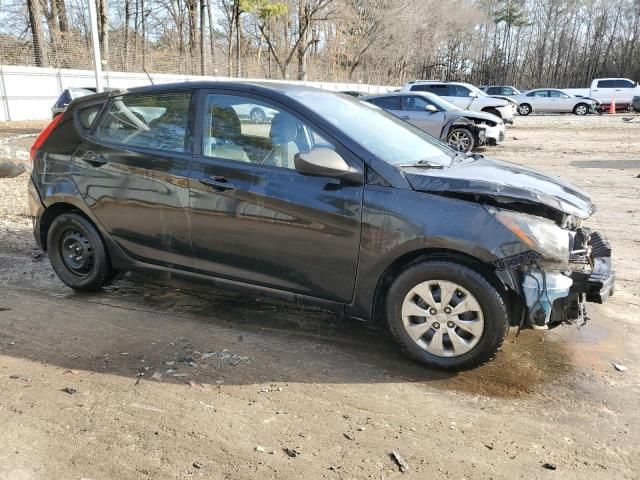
28 82 615 370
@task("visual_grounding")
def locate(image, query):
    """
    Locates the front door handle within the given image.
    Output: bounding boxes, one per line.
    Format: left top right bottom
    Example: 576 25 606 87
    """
199 176 235 192
81 151 108 166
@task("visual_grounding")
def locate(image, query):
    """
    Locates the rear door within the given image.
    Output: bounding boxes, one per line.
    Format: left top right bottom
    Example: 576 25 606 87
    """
368 96 403 118
400 95 444 137
72 90 195 268
188 90 364 302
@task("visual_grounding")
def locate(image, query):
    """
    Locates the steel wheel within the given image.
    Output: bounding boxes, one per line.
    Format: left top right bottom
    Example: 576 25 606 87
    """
401 280 484 357
59 228 94 277
447 128 474 152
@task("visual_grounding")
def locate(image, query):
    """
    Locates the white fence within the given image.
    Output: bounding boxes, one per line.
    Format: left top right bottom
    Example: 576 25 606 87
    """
0 65 397 121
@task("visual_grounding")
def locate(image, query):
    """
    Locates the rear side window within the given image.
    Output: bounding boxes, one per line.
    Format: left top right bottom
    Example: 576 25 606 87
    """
371 96 401 110
597 80 617 88
528 90 548 97
95 92 191 152
77 104 103 131
486 87 500 95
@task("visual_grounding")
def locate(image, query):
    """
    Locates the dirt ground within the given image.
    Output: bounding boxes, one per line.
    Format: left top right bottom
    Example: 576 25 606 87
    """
0 115 639 479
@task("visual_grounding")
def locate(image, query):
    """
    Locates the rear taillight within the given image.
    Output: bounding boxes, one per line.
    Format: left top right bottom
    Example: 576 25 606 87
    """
30 113 64 163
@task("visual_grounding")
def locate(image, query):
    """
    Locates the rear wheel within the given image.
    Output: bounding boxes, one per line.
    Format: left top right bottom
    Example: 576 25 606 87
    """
385 260 509 370
517 103 532 115
447 127 475 153
47 212 114 291
250 107 267 123
573 103 588 115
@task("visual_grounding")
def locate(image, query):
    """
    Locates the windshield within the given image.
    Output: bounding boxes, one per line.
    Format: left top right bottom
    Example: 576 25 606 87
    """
290 91 453 167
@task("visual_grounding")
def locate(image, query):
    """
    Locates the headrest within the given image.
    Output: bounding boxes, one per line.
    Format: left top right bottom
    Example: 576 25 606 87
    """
210 106 241 140
270 112 298 143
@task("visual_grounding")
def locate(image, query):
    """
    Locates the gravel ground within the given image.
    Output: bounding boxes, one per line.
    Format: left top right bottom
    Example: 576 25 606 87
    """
0 114 639 479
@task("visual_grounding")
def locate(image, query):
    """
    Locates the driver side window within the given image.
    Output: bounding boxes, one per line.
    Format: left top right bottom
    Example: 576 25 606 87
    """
402 96 430 111
203 93 335 170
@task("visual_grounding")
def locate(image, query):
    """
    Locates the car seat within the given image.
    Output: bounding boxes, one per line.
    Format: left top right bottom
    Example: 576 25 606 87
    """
207 106 249 162
264 113 300 169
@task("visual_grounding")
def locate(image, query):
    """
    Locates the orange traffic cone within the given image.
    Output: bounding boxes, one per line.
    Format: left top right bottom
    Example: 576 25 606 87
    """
609 97 616 114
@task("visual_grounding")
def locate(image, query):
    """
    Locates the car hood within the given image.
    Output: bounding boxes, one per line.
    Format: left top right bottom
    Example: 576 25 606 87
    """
446 109 502 124
403 157 595 218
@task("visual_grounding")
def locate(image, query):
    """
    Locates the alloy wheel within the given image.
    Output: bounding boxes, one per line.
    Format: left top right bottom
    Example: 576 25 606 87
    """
575 105 587 115
401 280 484 357
448 131 471 152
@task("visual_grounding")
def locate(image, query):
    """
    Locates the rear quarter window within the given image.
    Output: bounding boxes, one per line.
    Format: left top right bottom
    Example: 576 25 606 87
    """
597 80 617 88
77 104 104 131
95 91 192 153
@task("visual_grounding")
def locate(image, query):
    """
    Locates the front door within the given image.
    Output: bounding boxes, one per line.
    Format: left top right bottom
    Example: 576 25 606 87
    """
400 95 445 137
188 91 364 302
72 90 195 268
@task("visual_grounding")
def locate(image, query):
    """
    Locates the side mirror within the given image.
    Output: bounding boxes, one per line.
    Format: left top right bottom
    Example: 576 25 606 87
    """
294 148 363 183
469 92 479 98
425 104 438 113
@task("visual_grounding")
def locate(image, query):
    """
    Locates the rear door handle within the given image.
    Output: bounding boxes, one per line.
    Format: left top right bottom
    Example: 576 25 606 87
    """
81 151 108 166
199 176 235 192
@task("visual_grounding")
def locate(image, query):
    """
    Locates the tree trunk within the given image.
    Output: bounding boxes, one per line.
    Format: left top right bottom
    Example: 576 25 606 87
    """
200 0 206 75
97 0 109 68
27 0 47 67
206 0 216 73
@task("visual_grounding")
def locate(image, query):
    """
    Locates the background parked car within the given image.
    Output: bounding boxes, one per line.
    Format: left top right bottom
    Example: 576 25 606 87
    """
363 92 505 150
401 80 516 123
512 89 598 115
51 87 96 118
632 95 640 112
564 77 640 109
481 85 522 96
231 102 277 123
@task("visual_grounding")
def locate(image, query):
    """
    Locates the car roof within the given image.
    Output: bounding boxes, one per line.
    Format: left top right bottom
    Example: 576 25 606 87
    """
114 80 327 96
363 91 435 99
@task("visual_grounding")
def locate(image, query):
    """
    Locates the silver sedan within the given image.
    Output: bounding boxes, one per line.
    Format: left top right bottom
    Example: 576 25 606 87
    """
513 89 598 115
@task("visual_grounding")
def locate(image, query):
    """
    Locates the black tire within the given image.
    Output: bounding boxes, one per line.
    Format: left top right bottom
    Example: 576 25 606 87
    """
47 212 114 291
484 107 502 118
250 107 267 123
517 103 532 116
573 103 589 116
385 260 509 371
447 127 475 153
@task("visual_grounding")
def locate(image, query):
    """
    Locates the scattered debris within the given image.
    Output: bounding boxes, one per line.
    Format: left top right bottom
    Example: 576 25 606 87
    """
613 363 628 372
343 433 355 441
134 372 144 385
193 461 203 469
622 117 634 122
200 350 250 366
63 369 79 375
61 387 78 395
9 374 20 379
484 443 494 450
0 307 11 312
31 250 45 261
357 426 366 431
255 446 265 453
390 451 409 473
199 401 215 410
284 448 300 458
165 361 175 366
542 463 557 470
173 373 188 377
151 372 163 380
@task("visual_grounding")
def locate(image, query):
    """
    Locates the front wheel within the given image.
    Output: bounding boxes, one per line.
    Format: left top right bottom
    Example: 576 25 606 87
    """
385 261 509 370
517 103 532 115
573 103 589 115
447 127 475 153
47 212 114 291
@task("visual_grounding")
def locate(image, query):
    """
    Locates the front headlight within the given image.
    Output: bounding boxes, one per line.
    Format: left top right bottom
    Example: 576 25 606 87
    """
488 207 571 263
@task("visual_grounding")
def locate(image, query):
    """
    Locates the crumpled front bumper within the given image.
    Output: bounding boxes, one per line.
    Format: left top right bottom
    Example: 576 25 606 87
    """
570 232 615 303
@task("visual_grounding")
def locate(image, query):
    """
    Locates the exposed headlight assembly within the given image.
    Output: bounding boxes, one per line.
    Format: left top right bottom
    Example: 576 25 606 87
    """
488 207 572 263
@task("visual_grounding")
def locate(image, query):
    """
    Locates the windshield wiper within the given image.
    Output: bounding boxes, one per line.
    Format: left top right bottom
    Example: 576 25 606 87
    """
397 159 445 169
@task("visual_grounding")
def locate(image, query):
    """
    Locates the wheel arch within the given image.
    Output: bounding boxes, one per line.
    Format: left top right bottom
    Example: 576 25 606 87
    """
370 247 518 326
39 202 103 253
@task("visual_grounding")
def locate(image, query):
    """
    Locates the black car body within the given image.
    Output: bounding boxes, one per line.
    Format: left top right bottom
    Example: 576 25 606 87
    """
28 82 615 370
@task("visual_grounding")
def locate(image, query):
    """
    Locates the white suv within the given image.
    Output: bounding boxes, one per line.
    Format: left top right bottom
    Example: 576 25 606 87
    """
401 81 515 123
